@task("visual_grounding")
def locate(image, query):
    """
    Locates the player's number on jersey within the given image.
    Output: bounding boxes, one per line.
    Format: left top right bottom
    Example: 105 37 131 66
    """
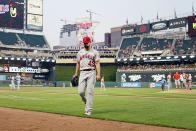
88 60 95 66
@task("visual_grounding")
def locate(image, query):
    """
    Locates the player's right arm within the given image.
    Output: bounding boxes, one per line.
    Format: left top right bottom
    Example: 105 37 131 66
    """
74 52 80 77
74 62 80 77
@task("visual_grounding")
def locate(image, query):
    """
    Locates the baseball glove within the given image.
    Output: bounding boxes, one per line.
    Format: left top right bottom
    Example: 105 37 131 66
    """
71 76 78 87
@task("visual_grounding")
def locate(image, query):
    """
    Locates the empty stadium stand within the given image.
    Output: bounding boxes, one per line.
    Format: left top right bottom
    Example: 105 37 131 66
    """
0 31 18 45
0 31 49 48
18 33 47 48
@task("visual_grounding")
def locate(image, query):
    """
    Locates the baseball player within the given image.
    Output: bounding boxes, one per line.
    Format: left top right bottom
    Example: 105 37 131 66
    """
180 73 184 89
74 36 100 116
187 74 192 90
11 75 15 90
100 76 106 91
173 71 181 89
160 78 166 91
15 73 21 90
182 72 188 90
167 72 172 91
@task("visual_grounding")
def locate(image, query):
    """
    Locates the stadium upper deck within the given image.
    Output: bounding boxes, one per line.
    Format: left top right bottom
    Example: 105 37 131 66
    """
116 15 196 63
0 31 53 59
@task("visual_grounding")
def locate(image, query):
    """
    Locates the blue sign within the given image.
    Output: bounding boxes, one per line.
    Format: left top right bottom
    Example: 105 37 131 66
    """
155 82 168 88
121 82 141 88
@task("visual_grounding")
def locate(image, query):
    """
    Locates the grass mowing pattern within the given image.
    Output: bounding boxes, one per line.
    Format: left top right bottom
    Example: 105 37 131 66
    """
0 87 196 130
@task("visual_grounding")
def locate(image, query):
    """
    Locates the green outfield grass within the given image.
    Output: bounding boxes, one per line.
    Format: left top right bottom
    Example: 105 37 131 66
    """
0 87 196 130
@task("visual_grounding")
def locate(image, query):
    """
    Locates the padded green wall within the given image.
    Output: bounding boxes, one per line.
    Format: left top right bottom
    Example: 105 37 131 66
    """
55 64 116 81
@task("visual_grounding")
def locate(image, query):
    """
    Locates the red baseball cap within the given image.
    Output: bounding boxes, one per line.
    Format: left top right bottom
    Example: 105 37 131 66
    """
83 36 91 44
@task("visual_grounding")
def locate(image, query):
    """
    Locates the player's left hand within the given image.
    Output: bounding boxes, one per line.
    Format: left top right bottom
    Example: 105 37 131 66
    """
96 75 101 81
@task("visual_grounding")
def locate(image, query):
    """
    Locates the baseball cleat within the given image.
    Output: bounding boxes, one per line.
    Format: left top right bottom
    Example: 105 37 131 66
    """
84 111 91 116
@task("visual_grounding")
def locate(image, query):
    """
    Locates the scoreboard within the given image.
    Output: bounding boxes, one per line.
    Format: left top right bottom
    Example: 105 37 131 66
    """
0 0 24 29
188 15 196 37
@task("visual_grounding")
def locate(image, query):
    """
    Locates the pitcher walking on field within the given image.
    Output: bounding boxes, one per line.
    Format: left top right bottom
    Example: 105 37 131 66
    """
74 36 100 116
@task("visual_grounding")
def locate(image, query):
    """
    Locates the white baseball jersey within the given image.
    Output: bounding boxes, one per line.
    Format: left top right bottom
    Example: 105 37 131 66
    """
182 73 187 83
101 77 104 83
77 48 100 70
11 76 15 82
167 75 171 82
188 74 192 81
16 75 21 81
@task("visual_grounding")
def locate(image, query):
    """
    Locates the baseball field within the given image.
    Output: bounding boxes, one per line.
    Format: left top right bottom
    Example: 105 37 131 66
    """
0 87 195 130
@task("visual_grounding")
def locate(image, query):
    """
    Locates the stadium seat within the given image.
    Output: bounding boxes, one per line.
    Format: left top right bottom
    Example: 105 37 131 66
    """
140 38 173 51
118 37 140 57
174 38 196 55
0 31 18 45
18 33 47 48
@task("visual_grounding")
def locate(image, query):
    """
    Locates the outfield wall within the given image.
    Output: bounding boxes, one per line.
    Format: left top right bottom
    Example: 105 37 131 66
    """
116 70 196 88
55 64 117 82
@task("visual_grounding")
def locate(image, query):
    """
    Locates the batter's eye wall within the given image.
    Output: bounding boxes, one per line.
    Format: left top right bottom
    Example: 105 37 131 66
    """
55 64 116 82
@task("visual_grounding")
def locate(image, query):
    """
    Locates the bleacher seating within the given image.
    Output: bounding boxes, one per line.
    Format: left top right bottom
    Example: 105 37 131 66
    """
158 39 173 50
117 36 196 58
0 32 18 45
118 37 140 58
140 38 173 51
174 38 196 55
0 31 48 48
140 38 156 51
18 33 46 48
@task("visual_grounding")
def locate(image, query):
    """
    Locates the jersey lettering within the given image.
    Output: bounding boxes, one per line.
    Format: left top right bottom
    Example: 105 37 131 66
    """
88 60 95 67
80 54 94 61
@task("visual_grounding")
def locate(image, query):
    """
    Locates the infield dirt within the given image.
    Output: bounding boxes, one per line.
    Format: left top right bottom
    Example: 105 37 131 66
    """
0 107 191 131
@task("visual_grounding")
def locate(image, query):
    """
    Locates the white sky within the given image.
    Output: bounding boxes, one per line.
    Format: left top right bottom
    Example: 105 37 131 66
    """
43 0 196 46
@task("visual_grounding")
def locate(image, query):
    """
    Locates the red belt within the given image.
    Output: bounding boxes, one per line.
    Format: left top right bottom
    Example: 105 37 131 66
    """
81 69 95 71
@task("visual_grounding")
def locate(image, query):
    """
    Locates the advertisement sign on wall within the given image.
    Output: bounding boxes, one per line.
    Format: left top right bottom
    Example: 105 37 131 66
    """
121 26 135 36
150 82 168 88
9 67 41 73
27 0 43 15
117 71 196 82
169 18 187 29
151 21 168 31
121 82 141 87
135 24 150 34
27 14 43 30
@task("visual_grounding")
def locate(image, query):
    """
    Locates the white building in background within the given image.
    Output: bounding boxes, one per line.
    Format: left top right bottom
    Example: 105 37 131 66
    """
59 24 78 46
59 17 100 47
